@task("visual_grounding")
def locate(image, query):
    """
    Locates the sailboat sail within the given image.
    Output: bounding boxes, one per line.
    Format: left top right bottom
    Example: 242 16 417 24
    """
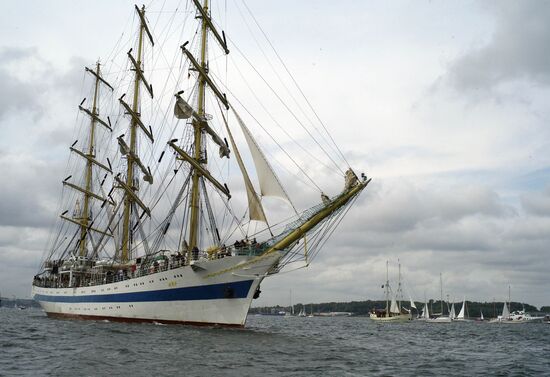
233 109 294 206
422 302 430 319
457 299 466 319
390 296 400 314
449 303 456 319
501 302 510 319
409 295 417 310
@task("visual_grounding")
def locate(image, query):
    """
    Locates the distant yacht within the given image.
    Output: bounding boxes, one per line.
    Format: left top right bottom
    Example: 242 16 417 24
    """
426 273 451 323
369 261 412 322
307 304 314 318
490 286 543 324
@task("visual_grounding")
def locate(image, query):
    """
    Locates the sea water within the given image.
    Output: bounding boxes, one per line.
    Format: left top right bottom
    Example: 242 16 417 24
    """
1 308 549 376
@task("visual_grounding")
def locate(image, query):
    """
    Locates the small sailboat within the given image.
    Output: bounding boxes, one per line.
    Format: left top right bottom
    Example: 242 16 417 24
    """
297 306 306 317
426 273 451 323
416 299 431 321
307 304 314 318
370 261 412 322
455 297 473 322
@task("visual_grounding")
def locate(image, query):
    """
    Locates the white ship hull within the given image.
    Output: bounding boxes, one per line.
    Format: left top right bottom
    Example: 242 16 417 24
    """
32 253 281 327
369 313 412 322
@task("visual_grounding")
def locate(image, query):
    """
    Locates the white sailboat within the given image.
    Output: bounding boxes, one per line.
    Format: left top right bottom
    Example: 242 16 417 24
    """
370 261 412 322
449 302 456 319
455 297 473 322
489 286 542 323
426 273 451 323
417 298 431 321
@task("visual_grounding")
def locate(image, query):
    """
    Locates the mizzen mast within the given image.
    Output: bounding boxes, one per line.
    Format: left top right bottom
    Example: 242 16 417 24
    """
119 5 154 263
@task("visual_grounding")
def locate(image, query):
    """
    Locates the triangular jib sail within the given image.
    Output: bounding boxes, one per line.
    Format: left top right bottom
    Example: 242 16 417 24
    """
232 109 294 208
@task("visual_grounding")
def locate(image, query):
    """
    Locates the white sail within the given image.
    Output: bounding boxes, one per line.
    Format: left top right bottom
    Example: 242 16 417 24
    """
233 109 293 206
480 310 484 320
390 296 400 314
422 302 430 319
501 302 510 319
223 115 267 223
450 303 456 319
457 298 466 319
408 294 417 309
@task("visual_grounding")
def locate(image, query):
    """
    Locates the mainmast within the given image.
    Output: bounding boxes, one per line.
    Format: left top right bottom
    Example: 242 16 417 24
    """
188 0 210 253
119 5 154 263
174 0 230 262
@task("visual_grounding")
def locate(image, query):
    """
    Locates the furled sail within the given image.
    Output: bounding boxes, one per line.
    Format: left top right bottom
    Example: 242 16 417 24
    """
174 95 230 158
232 109 294 207
222 113 267 223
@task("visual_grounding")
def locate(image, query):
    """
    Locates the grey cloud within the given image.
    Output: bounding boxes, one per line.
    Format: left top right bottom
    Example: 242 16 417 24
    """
521 186 550 216
446 0 550 91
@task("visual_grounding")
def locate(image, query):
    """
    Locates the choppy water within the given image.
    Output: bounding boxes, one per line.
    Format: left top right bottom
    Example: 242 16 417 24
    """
1 308 549 376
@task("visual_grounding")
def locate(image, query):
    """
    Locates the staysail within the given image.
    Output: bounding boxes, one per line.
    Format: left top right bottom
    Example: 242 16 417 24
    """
221 112 267 223
232 109 294 208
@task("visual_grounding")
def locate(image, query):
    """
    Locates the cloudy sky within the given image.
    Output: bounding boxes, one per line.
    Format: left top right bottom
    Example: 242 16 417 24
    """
1 0 549 309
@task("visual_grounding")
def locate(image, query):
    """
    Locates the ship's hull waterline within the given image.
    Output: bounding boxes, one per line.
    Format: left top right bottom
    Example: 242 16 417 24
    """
32 253 280 327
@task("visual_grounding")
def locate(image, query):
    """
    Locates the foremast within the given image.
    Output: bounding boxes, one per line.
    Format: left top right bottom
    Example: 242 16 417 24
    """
119 5 154 263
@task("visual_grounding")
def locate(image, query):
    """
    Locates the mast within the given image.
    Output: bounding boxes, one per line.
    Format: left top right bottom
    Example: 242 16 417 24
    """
397 259 402 312
120 5 154 263
188 0 210 255
385 260 389 317
440 272 444 316
79 62 101 256
61 64 114 255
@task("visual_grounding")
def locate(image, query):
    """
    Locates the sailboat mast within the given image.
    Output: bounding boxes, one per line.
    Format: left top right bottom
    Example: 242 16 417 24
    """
188 0 210 255
440 273 444 316
397 259 402 312
121 8 145 262
79 62 102 257
385 260 389 317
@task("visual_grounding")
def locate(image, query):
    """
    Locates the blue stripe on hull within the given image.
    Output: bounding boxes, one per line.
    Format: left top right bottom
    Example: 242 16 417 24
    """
34 280 254 303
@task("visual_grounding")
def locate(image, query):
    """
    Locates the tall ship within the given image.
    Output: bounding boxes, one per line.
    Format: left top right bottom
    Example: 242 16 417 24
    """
31 2 369 327
369 261 412 322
